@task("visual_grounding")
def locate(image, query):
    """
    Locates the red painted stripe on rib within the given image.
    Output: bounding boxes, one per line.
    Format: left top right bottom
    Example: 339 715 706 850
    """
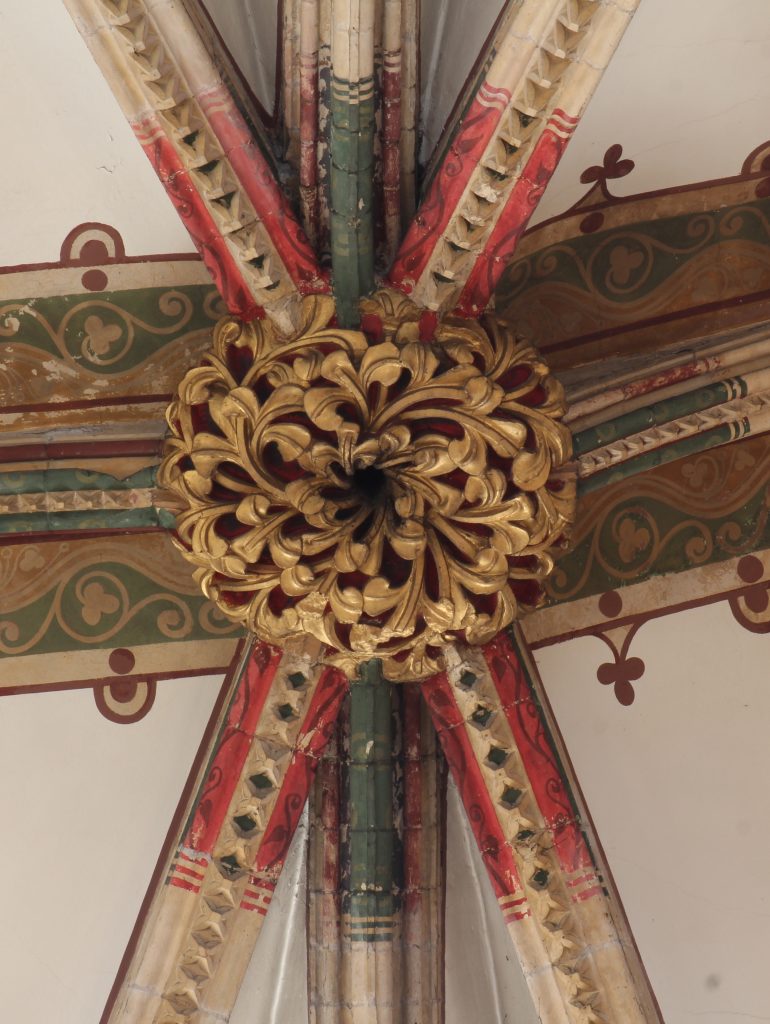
387 92 506 292
499 892 528 909
179 851 210 866
316 741 341 894
173 864 206 881
247 876 277 891
240 901 269 915
483 632 592 875
575 885 603 902
502 908 531 923
255 667 348 873
1 395 171 416
381 58 403 253
243 885 272 899
0 439 163 463
168 876 201 894
185 643 283 853
566 871 598 890
421 672 521 900
135 117 263 321
455 114 575 315
199 86 327 294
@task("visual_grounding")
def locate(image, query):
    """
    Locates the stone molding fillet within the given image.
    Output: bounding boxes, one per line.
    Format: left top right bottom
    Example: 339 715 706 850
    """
388 0 640 316
110 637 348 1024
158 290 575 681
565 327 770 432
577 387 770 479
423 633 661 1023
0 487 154 516
63 0 326 328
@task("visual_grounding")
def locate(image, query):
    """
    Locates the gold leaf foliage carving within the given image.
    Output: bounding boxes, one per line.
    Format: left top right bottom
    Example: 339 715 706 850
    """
159 290 575 680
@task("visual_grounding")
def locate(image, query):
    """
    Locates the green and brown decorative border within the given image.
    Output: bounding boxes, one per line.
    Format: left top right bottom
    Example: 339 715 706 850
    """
546 430 770 607
496 140 770 369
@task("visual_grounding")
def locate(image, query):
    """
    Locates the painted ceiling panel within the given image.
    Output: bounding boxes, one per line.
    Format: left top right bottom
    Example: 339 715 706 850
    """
533 0 770 224
533 602 770 1021
0 1 195 266
0 675 224 1023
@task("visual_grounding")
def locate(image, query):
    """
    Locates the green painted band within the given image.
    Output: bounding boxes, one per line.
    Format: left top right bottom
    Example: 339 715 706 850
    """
573 377 747 456
578 421 740 496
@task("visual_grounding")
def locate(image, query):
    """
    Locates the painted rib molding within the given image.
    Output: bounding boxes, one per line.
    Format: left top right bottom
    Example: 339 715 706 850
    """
424 631 662 1024
388 0 641 316
106 638 347 1024
62 0 327 329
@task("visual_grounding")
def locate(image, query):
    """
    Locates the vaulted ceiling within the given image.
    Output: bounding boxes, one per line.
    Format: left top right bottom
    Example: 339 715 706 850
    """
1 2 769 1022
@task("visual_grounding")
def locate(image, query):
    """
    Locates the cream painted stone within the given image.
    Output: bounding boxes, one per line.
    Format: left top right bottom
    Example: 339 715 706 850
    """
230 808 309 1024
419 0 503 164
203 0 279 116
445 778 540 1024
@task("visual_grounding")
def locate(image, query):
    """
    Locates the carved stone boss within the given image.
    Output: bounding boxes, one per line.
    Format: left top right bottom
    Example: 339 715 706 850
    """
159 290 575 680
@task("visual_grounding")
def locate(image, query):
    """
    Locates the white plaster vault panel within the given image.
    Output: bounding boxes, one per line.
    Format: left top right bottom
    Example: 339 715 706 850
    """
445 777 540 1024
533 0 770 224
203 0 279 117
534 601 770 1022
230 807 310 1024
0 674 223 1024
0 0 195 266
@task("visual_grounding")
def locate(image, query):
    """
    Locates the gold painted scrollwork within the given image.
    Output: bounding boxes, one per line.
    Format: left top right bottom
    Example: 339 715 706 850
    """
159 290 575 680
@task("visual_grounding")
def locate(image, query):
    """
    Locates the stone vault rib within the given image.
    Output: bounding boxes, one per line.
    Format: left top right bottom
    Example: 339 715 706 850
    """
63 0 328 330
422 628 662 1023
387 0 641 317
105 637 347 1024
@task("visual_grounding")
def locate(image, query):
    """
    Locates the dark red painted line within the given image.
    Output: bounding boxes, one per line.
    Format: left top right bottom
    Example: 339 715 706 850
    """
0 438 164 463
1 394 171 416
0 665 235 699
531 577 766 650
540 286 770 356
0 251 201 277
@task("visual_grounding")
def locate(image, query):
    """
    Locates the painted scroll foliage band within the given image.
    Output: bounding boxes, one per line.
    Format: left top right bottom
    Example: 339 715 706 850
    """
502 203 770 307
0 286 224 406
546 435 770 605
0 535 241 658
495 141 770 363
